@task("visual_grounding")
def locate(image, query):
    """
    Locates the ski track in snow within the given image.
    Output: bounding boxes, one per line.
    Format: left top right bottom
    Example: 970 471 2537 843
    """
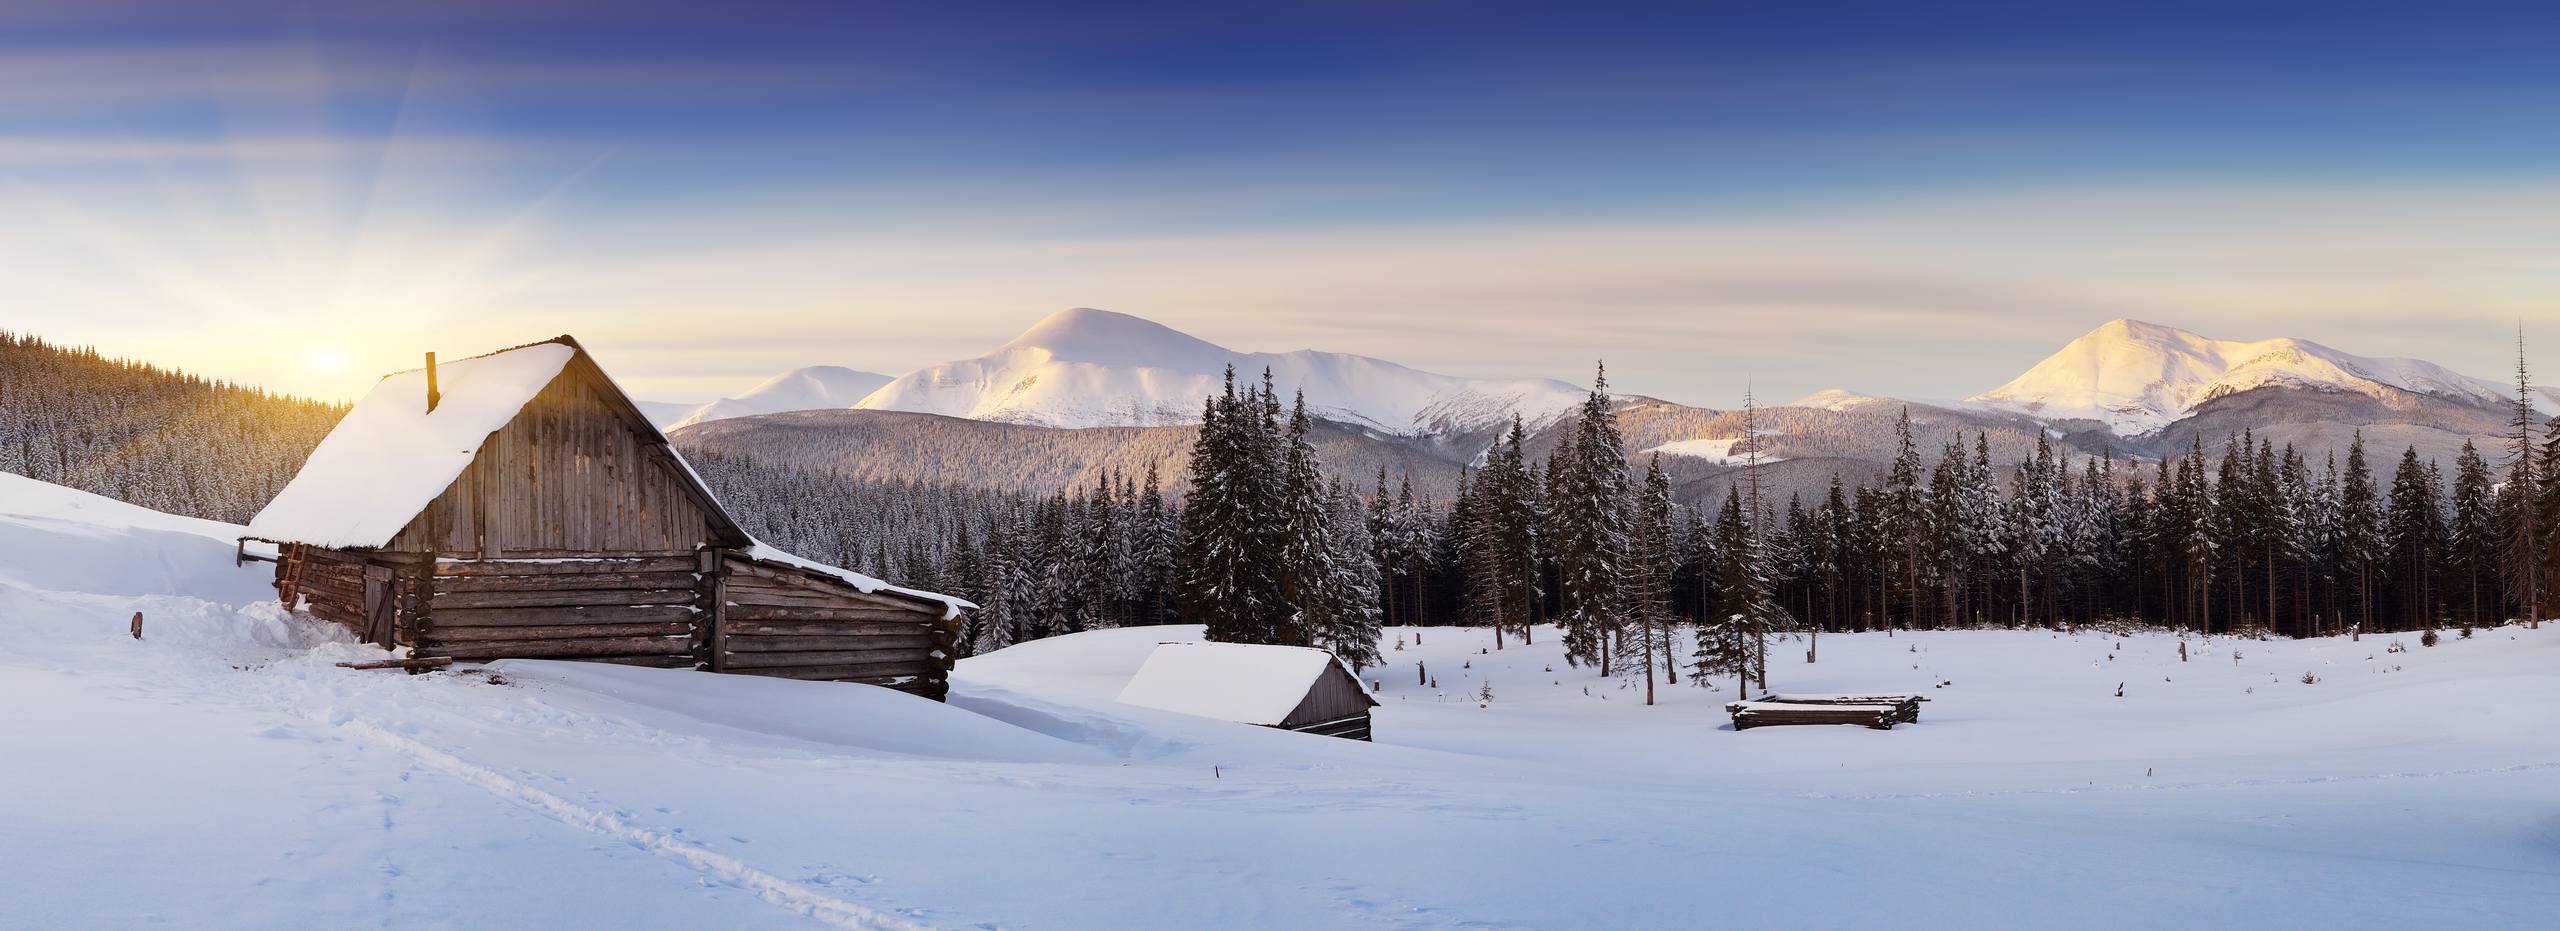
328 716 940 931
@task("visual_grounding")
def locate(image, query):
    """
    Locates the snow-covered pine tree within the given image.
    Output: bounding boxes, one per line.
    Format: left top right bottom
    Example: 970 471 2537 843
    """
1323 478 1386 671
1178 369 1283 643
1132 462 1178 627
2338 432 2385 637
1548 364 1632 674
2508 330 2545 627
1961 435 2008 627
1631 454 1676 703
2385 446 2445 632
2449 441 2499 628
1881 407 1926 629
1277 392 1337 648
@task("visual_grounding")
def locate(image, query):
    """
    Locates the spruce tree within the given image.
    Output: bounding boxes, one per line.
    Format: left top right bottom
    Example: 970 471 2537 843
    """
2338 433 2384 637
1177 369 1283 643
1549 364 1632 673
1632 454 1677 703
2509 330 2544 627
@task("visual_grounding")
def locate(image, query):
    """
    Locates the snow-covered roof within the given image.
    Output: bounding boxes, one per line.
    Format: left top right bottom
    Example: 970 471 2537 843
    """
1114 641 1368 726
740 541 976 620
248 342 577 548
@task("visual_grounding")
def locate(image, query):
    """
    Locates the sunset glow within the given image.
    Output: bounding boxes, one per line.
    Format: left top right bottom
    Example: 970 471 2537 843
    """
2 3 2555 405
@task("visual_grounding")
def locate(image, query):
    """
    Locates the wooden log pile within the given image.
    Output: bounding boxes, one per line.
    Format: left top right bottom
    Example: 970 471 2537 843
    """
413 556 700 668
1757 692 1927 724
1725 693 1926 731
714 556 957 700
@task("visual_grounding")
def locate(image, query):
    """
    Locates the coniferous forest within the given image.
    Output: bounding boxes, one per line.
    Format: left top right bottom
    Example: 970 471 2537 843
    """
12 328 2560 673
0 331 344 522
691 353 2560 680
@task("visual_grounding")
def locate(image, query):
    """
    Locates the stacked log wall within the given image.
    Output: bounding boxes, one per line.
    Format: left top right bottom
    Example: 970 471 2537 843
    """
716 556 957 699
412 556 702 667
276 544 368 633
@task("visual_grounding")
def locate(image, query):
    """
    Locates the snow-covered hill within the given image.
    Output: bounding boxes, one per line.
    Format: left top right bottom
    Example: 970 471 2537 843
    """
853 307 1586 436
1969 318 2558 435
658 365 895 430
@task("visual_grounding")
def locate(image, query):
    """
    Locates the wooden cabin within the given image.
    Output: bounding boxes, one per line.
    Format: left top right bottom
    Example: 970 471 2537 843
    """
1114 641 1378 741
242 336 972 700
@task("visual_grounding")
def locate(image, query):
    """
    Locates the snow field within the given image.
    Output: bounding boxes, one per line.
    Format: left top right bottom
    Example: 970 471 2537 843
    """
8 475 2560 928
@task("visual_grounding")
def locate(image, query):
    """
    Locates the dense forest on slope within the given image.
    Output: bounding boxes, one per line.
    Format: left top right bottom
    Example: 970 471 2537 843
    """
0 331 344 522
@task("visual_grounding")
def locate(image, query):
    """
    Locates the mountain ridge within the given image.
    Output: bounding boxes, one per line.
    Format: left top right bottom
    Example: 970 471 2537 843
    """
1966 318 2556 435
850 307 1590 437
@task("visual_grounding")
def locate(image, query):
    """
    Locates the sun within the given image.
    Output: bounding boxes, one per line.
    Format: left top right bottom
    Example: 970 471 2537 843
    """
305 349 347 373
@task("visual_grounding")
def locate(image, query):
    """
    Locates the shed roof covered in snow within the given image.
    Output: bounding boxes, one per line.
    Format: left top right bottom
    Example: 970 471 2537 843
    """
1115 641 1377 733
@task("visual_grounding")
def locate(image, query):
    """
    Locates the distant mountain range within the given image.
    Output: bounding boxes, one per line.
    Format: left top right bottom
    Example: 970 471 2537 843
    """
1962 317 2558 434
646 366 894 430
658 309 2555 504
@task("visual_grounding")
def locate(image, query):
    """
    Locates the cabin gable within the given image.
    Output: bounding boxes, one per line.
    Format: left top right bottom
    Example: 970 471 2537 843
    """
1280 662 1380 740
382 351 743 558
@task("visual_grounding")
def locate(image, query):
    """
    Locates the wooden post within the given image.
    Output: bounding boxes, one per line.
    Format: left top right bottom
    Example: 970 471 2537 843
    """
701 549 730 672
129 611 143 640
425 352 441 413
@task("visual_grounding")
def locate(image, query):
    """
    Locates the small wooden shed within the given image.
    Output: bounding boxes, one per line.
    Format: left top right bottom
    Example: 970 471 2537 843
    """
242 336 972 699
1115 641 1378 741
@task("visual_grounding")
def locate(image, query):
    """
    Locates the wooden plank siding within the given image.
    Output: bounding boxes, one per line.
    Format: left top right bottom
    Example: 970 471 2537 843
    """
716 553 957 700
1278 662 1378 741
381 355 738 559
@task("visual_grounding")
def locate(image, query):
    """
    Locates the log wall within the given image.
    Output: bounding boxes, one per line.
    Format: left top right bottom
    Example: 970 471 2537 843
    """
276 544 422 645
410 556 702 668
276 547 962 701
716 556 957 700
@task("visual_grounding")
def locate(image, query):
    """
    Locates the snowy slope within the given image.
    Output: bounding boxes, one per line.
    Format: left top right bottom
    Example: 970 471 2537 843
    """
14 471 2560 928
0 471 273 602
1970 318 2559 434
853 307 1586 436
662 366 896 430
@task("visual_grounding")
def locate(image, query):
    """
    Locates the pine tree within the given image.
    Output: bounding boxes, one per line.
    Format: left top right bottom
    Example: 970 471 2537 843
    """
1322 479 1386 670
1178 368 1284 643
2510 329 2545 627
2338 433 2384 638
1275 393 1336 647
1881 407 1926 629
1132 462 1178 626
2385 446 2445 632
1631 455 1677 703
1549 364 1632 674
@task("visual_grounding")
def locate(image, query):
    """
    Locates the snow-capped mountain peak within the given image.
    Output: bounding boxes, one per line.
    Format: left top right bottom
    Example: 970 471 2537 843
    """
854 307 1587 435
1967 318 2544 435
663 364 894 430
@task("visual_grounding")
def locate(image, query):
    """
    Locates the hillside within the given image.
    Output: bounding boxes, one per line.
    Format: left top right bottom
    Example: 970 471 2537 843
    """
0 331 344 522
672 407 1471 500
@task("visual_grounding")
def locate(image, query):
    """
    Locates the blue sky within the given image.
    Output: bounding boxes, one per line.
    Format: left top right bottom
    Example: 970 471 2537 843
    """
3 1 2557 401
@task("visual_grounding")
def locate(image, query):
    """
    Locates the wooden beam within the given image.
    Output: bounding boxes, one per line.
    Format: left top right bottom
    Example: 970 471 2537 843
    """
430 604 697 627
433 588 697 609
